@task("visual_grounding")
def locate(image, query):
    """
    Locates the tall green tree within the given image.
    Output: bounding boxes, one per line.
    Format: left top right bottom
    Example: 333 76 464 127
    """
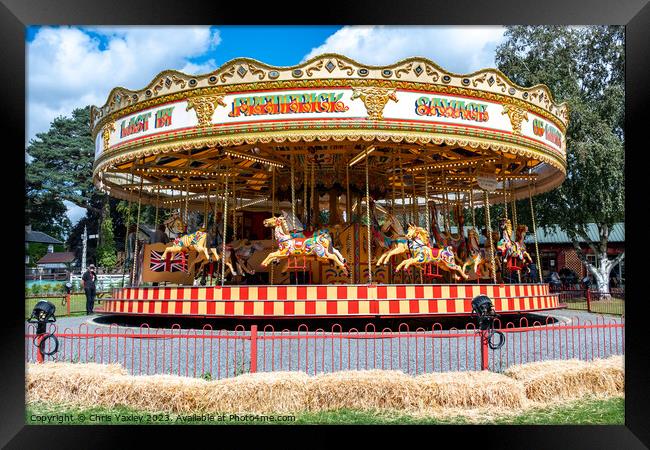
26 106 100 214
25 189 71 240
495 25 624 294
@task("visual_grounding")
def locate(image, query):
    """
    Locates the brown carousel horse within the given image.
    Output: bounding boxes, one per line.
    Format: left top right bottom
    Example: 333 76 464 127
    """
392 224 468 281
461 228 493 278
429 201 468 260
261 216 349 275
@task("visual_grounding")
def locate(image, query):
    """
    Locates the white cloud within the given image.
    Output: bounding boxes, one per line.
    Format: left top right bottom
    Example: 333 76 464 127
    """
303 26 506 74
27 26 222 145
27 26 222 225
63 200 87 225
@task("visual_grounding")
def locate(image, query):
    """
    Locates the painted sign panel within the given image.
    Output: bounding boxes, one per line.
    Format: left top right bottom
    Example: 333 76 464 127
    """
95 88 565 160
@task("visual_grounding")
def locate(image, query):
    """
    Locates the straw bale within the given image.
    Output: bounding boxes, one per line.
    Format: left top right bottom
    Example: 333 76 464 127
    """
305 370 421 411
200 371 311 414
504 356 624 402
416 370 526 409
27 357 624 416
26 362 126 405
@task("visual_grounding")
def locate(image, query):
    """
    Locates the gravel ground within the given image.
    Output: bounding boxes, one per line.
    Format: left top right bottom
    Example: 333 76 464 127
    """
26 308 624 379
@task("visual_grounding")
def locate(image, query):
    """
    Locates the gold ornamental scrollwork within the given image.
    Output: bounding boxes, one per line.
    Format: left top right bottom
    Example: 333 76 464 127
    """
502 105 529 135
350 87 399 121
186 95 227 127
101 121 115 151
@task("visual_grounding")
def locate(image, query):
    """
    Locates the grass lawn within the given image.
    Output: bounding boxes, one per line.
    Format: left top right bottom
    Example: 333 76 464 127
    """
26 397 624 425
564 298 625 316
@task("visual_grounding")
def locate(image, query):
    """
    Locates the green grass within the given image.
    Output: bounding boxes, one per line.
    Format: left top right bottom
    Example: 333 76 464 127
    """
26 397 624 425
25 293 111 318
564 298 625 316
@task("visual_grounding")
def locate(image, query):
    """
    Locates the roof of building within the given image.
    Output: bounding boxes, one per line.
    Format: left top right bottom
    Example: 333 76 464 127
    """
25 230 63 245
523 223 624 245
36 252 76 264
439 223 624 245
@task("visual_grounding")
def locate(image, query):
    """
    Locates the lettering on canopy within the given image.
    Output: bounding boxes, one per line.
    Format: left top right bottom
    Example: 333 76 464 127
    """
228 92 349 117
414 96 489 122
120 106 175 138
532 118 562 147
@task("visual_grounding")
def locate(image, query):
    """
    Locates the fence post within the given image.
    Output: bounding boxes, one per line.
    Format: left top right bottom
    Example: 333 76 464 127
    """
66 293 71 316
36 334 44 363
480 330 489 371
250 325 258 373
586 288 592 313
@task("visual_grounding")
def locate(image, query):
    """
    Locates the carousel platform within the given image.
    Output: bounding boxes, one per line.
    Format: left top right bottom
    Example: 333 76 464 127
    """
99 283 561 319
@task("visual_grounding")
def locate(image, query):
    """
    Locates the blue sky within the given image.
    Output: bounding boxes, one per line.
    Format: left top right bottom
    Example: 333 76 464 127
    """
26 25 506 225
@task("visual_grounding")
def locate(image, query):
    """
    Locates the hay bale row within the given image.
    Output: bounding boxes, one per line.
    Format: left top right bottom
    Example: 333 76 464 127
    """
504 355 624 402
26 356 624 414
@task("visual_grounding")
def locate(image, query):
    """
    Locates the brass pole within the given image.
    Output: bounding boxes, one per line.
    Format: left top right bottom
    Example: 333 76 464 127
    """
270 167 276 285
221 175 229 286
121 165 134 287
529 182 543 283
365 146 372 284
484 189 497 284
131 163 144 286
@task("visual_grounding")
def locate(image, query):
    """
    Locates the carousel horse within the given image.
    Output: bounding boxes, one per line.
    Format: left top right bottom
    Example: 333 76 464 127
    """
495 219 532 270
461 228 493 278
513 224 533 269
161 228 214 275
230 239 266 276
393 224 469 280
261 215 349 275
163 212 186 235
372 208 411 266
429 201 467 259
192 245 239 280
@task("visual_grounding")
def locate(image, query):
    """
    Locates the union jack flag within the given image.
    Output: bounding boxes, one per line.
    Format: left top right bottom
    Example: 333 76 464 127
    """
149 249 188 273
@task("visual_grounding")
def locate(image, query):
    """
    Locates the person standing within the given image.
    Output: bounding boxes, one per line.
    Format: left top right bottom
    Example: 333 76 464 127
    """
82 264 97 315
150 224 169 245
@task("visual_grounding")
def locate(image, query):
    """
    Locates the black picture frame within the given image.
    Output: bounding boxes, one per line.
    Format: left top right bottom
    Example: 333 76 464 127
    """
5 0 648 447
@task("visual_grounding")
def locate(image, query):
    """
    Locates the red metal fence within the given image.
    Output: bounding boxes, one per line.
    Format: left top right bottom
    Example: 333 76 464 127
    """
552 287 625 316
26 316 624 379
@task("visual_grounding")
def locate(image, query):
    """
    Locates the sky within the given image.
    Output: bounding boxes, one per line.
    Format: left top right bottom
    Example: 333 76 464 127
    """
26 25 507 225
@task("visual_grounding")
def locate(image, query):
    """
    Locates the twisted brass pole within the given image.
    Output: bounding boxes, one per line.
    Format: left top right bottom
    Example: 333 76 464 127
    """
484 190 497 284
365 146 372 284
529 182 543 283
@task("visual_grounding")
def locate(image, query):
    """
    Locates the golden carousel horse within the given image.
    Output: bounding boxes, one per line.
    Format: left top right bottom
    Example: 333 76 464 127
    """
163 212 185 235
161 228 233 276
261 216 349 275
392 224 468 281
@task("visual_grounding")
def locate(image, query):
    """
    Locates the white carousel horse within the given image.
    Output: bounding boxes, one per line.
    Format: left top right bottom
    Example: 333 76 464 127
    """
260 216 349 275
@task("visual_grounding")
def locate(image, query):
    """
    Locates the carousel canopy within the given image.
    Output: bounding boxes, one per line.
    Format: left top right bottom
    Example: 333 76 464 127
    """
91 54 568 210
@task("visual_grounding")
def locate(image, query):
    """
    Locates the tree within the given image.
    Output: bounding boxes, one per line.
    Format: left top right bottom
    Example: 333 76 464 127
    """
96 203 117 270
25 106 100 215
495 26 624 294
25 189 71 241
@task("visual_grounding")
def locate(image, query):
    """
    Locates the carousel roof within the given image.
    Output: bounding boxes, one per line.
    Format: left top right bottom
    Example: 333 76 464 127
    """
91 54 569 211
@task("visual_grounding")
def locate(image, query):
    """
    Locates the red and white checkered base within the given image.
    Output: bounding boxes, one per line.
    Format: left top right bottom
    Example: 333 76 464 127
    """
100 283 561 319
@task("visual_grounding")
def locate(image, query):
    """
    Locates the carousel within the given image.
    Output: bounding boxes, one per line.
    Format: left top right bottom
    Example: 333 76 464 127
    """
91 54 568 319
